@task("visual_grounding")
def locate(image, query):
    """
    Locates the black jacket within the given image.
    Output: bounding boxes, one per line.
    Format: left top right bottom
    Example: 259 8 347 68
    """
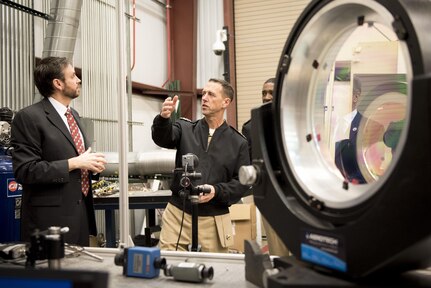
241 119 252 160
152 115 250 216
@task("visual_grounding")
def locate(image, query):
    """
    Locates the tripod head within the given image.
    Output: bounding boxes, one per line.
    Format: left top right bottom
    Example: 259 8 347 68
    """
176 154 211 201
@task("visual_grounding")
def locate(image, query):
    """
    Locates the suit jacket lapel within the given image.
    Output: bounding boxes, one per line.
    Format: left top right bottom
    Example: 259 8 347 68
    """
41 98 78 153
349 112 362 144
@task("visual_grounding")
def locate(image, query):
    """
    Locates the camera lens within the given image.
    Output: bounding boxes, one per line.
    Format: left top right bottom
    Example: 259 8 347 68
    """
202 266 214 280
114 252 124 266
154 257 166 269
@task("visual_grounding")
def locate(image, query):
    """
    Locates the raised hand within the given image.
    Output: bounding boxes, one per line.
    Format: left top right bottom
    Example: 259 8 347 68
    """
160 95 179 119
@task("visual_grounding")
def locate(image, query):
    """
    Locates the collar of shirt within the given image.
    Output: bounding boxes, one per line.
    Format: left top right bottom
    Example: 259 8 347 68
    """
48 97 70 130
48 97 84 142
209 128 215 136
344 109 358 122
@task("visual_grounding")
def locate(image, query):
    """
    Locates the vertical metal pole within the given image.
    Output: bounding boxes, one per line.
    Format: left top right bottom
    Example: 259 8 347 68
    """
191 199 199 251
125 0 133 152
222 26 230 83
116 0 132 248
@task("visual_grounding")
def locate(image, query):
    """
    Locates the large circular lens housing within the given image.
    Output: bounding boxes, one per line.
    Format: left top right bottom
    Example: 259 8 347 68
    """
279 1 411 211
251 0 431 278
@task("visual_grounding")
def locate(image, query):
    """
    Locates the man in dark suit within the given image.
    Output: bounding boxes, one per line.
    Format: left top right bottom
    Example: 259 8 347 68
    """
242 77 275 159
334 76 384 184
11 57 107 246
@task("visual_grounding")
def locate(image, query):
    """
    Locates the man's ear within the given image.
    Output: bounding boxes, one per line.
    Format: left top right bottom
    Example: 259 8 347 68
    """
222 97 231 108
53 79 63 90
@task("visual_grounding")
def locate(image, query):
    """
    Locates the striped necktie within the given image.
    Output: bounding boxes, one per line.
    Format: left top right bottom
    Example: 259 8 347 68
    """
65 108 89 196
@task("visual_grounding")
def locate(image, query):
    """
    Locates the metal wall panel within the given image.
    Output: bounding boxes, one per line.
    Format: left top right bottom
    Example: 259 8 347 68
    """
0 0 35 112
80 0 119 152
234 0 311 128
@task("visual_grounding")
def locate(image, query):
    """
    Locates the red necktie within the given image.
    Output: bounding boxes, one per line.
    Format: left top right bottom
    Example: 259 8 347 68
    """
65 108 89 196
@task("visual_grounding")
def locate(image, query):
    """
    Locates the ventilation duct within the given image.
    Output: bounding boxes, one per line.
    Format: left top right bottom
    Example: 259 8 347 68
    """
35 0 82 103
42 0 83 59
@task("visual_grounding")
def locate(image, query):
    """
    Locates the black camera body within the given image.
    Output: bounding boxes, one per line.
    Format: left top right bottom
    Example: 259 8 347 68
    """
176 154 211 199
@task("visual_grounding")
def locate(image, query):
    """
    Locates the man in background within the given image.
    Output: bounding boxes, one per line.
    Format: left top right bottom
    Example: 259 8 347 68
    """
333 76 384 184
242 77 290 257
152 78 250 252
242 78 275 159
11 57 107 246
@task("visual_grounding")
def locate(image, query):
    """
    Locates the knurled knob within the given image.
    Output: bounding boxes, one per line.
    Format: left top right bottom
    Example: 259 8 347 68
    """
239 165 257 185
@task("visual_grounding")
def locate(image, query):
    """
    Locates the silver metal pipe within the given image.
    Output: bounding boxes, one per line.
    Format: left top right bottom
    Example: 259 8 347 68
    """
101 150 176 177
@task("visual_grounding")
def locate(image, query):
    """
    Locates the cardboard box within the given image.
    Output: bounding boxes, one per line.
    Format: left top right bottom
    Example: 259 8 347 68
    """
229 203 256 253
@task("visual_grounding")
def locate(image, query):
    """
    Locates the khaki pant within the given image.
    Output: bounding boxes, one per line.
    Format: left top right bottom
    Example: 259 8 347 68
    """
159 203 234 253
262 215 290 257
